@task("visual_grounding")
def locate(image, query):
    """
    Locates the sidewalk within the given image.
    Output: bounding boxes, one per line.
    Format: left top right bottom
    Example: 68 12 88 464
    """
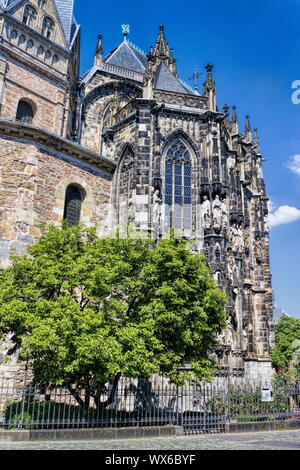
0 429 300 450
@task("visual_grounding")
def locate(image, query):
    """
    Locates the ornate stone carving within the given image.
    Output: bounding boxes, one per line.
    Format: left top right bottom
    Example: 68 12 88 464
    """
219 318 236 346
212 195 222 229
228 255 238 285
153 91 207 108
230 222 244 254
201 196 211 229
152 187 161 230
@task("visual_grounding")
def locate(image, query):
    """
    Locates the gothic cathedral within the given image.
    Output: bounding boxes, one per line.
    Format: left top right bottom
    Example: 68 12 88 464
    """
0 0 274 380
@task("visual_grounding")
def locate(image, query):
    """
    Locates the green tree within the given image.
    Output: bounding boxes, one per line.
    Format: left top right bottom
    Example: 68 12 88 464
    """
0 224 227 408
271 316 300 371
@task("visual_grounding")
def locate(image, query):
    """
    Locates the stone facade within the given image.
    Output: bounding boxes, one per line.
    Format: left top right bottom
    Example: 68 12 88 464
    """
0 1 274 381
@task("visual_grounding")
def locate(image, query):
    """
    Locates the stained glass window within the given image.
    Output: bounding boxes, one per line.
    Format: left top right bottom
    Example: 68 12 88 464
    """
16 100 34 124
164 139 192 232
63 185 83 227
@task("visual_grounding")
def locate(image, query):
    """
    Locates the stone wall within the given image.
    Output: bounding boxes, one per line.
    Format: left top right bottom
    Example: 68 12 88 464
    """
80 73 142 154
0 128 113 267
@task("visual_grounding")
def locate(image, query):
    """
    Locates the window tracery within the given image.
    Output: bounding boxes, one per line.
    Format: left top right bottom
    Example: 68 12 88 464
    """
164 139 192 232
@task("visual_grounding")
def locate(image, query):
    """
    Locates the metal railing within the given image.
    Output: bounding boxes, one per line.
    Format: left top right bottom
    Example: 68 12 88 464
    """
97 63 144 83
0 375 299 433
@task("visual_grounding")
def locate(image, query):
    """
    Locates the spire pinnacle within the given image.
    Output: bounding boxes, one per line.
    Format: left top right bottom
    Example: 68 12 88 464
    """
94 34 103 66
253 128 260 152
245 115 252 143
203 63 216 111
231 105 239 134
222 104 230 128
148 25 177 75
223 104 229 115
154 24 169 57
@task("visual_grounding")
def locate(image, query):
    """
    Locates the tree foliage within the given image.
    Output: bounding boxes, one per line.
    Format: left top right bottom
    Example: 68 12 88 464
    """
0 224 227 406
271 316 300 371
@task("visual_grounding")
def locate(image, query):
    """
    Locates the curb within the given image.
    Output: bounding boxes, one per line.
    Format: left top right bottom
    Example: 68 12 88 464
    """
0 425 183 442
226 419 300 433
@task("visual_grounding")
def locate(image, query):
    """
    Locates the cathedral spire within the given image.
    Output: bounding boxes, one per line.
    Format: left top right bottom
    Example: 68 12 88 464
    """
94 34 103 66
203 63 216 111
231 105 239 135
150 25 177 75
153 25 169 58
143 25 178 98
245 115 252 143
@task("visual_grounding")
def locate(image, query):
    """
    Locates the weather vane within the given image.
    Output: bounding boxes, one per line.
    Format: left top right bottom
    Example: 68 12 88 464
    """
122 25 130 39
189 67 203 92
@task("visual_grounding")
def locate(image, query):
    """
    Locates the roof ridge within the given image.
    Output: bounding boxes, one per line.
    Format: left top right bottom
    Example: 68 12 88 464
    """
127 40 146 57
178 78 197 95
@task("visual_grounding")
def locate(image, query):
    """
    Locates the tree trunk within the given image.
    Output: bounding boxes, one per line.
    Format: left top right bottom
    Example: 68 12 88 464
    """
93 373 122 410
68 386 85 409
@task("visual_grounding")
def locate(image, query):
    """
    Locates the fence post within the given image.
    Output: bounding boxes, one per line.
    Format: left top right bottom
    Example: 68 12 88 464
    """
19 360 29 430
176 383 179 426
227 374 231 424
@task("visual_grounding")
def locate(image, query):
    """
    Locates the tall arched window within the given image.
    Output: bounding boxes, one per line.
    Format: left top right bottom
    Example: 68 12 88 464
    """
42 16 55 39
22 5 37 26
164 139 192 233
16 100 35 124
63 185 84 226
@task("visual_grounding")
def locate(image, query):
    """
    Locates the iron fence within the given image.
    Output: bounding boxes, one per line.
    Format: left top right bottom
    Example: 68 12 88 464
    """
0 374 299 434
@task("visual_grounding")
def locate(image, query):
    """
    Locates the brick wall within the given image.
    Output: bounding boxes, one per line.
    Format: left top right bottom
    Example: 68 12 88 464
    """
1 57 67 135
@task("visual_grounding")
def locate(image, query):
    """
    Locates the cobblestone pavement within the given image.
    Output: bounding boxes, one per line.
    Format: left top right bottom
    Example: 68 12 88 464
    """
0 429 300 450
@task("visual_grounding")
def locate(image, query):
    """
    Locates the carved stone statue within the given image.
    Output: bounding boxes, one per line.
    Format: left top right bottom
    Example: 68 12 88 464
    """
230 223 244 254
152 187 161 227
255 238 264 261
214 242 221 262
219 318 235 346
228 255 238 284
229 223 239 253
212 195 222 228
227 155 235 170
213 271 221 286
201 196 211 228
204 242 210 260
221 198 229 229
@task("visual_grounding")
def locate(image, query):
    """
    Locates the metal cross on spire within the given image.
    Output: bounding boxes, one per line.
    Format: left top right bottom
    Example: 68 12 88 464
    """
189 67 203 92
122 24 130 41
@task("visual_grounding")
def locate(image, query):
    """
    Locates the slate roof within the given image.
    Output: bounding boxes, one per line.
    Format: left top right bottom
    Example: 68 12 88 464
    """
154 62 190 95
54 0 76 46
1 0 78 48
104 40 147 74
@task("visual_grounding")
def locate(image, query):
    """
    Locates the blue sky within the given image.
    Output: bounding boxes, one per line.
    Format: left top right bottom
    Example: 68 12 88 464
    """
74 0 300 317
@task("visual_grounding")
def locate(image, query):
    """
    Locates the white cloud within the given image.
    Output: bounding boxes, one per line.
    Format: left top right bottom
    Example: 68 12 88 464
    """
269 204 300 228
286 154 300 176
